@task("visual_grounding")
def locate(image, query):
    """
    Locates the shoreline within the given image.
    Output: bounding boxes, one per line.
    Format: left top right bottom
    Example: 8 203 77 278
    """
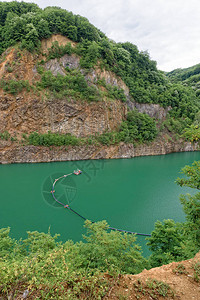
0 139 199 164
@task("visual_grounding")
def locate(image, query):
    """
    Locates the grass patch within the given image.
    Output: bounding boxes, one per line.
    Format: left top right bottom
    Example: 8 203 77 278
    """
193 262 200 282
173 263 188 275
133 278 174 300
0 131 10 140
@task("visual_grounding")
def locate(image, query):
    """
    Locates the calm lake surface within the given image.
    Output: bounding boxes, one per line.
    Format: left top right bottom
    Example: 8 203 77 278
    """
1 151 200 255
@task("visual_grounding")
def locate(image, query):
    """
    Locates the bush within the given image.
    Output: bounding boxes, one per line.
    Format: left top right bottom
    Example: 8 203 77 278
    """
47 41 73 60
0 79 30 94
0 221 147 299
37 69 101 102
66 220 148 274
28 131 81 146
182 124 200 142
119 110 158 143
0 130 10 140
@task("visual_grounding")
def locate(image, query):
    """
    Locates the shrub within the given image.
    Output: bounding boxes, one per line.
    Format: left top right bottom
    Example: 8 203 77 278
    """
119 110 158 143
47 41 73 60
0 79 30 95
28 131 81 146
0 130 10 140
37 70 101 102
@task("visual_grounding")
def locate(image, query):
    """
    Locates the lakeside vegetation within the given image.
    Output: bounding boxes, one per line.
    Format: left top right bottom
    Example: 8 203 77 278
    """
0 161 200 298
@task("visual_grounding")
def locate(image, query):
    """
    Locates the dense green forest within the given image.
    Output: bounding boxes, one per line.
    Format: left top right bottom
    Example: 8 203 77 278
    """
0 161 200 298
167 63 200 97
0 1 200 144
166 64 200 142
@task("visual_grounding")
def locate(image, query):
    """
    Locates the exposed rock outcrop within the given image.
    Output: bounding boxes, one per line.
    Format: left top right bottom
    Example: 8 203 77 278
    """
0 94 126 137
0 35 198 164
127 101 171 119
0 139 198 164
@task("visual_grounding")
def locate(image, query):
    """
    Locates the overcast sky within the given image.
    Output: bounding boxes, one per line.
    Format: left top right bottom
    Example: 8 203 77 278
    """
3 0 200 71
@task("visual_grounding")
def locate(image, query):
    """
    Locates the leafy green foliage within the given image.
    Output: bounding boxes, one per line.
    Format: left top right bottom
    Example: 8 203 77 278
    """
179 193 200 248
146 220 185 267
37 69 101 101
0 130 10 140
0 3 104 53
28 131 81 146
96 78 127 102
176 160 200 190
0 79 31 94
175 161 200 248
94 131 121 146
119 110 158 143
193 262 200 282
147 160 200 268
46 40 73 59
0 221 147 299
162 116 192 135
146 279 174 298
166 64 200 117
167 64 200 82
133 279 174 299
0 227 16 258
76 40 101 69
182 124 200 142
67 220 148 274
105 85 126 102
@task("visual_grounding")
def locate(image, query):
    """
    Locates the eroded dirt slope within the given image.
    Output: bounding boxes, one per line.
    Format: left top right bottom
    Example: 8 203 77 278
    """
105 251 200 299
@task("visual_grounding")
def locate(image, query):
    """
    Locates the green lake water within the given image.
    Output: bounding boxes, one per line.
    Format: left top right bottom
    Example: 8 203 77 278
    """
1 151 200 255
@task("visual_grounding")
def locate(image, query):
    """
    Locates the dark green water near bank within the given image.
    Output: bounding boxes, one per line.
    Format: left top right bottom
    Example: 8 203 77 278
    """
1 151 200 255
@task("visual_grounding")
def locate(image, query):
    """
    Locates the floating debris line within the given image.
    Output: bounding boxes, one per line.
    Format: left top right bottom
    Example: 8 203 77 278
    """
51 170 151 237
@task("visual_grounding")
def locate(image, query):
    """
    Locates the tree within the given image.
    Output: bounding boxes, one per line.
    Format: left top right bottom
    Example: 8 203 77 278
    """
176 161 200 249
21 23 40 51
183 124 200 142
146 220 184 267
66 220 148 274
124 110 158 142
147 160 200 267
176 160 200 189
36 18 51 39
66 25 77 41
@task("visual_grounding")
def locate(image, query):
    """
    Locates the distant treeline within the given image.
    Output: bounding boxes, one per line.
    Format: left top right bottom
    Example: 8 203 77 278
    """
167 64 200 97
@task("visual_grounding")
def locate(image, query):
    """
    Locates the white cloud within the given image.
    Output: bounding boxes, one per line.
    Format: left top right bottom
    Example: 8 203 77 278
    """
2 0 200 71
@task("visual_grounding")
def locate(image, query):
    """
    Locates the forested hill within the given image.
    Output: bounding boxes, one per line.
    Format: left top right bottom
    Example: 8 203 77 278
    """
0 1 200 146
167 63 200 97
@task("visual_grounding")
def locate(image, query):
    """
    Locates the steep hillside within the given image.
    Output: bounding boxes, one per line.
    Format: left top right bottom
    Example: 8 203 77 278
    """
0 35 198 163
0 2 199 163
0 37 126 138
167 63 200 98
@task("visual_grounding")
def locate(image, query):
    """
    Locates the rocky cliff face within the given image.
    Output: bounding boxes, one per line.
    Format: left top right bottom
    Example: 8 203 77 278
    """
0 94 126 138
0 138 198 164
0 35 198 164
0 36 127 138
